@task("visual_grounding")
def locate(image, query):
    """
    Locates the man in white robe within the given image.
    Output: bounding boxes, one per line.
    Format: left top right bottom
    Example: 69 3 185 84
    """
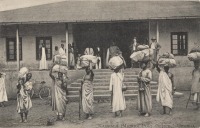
0 72 7 107
39 43 48 70
59 44 66 56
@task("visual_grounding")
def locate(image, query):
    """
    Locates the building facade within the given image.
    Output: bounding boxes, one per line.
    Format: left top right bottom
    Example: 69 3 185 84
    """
0 1 199 70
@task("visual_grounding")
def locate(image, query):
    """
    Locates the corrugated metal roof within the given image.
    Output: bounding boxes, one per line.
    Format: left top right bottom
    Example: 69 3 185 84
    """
0 1 200 24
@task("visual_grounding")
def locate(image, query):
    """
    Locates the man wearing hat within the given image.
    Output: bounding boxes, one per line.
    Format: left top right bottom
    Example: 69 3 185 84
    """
150 37 161 66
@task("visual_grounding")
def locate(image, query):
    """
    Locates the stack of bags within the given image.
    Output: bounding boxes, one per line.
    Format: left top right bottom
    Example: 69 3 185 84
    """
77 55 98 69
158 52 176 68
130 45 153 62
187 46 200 61
53 55 68 73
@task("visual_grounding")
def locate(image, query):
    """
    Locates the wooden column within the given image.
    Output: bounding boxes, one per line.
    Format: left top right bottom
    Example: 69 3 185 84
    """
16 26 20 71
148 20 151 44
65 23 69 66
156 21 159 42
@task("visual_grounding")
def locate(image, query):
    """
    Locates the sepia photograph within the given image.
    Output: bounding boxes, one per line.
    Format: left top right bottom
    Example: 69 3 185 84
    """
0 0 199 127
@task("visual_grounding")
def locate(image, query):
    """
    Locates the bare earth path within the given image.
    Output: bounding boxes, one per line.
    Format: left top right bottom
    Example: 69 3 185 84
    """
0 91 199 128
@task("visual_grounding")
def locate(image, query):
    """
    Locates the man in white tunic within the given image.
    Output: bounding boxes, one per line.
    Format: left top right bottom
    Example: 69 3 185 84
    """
39 43 48 70
109 69 126 117
59 44 66 56
0 72 7 107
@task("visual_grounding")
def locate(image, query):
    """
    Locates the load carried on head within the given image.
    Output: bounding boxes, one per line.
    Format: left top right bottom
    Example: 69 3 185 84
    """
77 55 98 69
18 67 33 90
187 46 200 61
158 52 176 68
130 44 153 63
108 55 125 70
52 54 68 73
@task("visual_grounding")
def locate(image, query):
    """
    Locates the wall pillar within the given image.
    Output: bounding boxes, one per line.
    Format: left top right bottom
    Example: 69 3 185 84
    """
16 25 20 71
65 23 69 66
156 21 159 42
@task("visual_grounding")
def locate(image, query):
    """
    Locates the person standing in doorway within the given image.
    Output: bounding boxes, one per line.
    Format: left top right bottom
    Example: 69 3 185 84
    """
95 46 102 69
129 37 139 68
39 43 48 70
54 46 59 56
0 72 7 107
149 37 161 67
84 45 94 56
59 44 66 56
69 44 75 69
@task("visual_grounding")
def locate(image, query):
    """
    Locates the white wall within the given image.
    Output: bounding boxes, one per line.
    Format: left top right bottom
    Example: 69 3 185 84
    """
0 23 74 70
149 19 200 67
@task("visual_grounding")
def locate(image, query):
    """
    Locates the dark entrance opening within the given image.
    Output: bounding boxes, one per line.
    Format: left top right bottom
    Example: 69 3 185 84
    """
73 22 149 68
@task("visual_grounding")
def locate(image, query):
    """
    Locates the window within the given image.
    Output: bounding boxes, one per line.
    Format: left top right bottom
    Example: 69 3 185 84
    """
36 37 52 60
171 32 188 56
6 37 22 61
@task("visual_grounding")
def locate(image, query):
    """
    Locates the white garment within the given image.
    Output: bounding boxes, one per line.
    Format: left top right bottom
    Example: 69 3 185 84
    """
84 48 94 55
109 72 126 112
0 74 8 102
133 42 137 51
150 42 156 49
156 70 173 109
95 57 102 69
59 48 65 56
39 47 48 70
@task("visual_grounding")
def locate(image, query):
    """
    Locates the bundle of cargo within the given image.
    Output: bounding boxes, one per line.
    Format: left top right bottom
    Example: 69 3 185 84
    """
158 52 176 68
78 55 98 68
137 45 149 51
52 64 68 73
54 55 68 66
130 48 153 62
108 56 125 70
18 67 29 79
187 46 200 61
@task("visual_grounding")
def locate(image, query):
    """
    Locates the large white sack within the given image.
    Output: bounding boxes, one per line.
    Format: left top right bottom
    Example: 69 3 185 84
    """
142 49 154 61
158 58 176 68
109 56 123 69
160 52 175 59
130 51 145 62
137 45 149 51
80 55 98 64
54 55 68 66
188 52 200 61
52 64 68 73
18 67 29 78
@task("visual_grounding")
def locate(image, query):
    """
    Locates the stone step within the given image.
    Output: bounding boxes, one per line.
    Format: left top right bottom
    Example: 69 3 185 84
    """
68 85 158 91
68 89 157 95
94 74 138 79
93 69 141 73
76 77 138 82
70 81 158 87
67 93 157 102
93 72 139 75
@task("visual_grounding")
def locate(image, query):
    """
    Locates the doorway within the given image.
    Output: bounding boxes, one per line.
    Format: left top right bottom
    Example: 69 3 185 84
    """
73 21 149 68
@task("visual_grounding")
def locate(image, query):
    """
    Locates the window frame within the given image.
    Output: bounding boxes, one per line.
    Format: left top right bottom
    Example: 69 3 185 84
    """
36 37 52 60
6 37 22 61
171 32 188 56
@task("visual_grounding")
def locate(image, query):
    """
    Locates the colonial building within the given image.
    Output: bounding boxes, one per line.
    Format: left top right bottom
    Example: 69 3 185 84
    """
0 1 200 70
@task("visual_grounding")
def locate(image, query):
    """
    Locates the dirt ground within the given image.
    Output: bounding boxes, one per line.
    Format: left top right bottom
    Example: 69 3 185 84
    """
0 91 199 128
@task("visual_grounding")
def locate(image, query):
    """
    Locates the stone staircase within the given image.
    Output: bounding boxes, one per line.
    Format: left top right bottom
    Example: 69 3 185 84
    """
67 69 158 101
